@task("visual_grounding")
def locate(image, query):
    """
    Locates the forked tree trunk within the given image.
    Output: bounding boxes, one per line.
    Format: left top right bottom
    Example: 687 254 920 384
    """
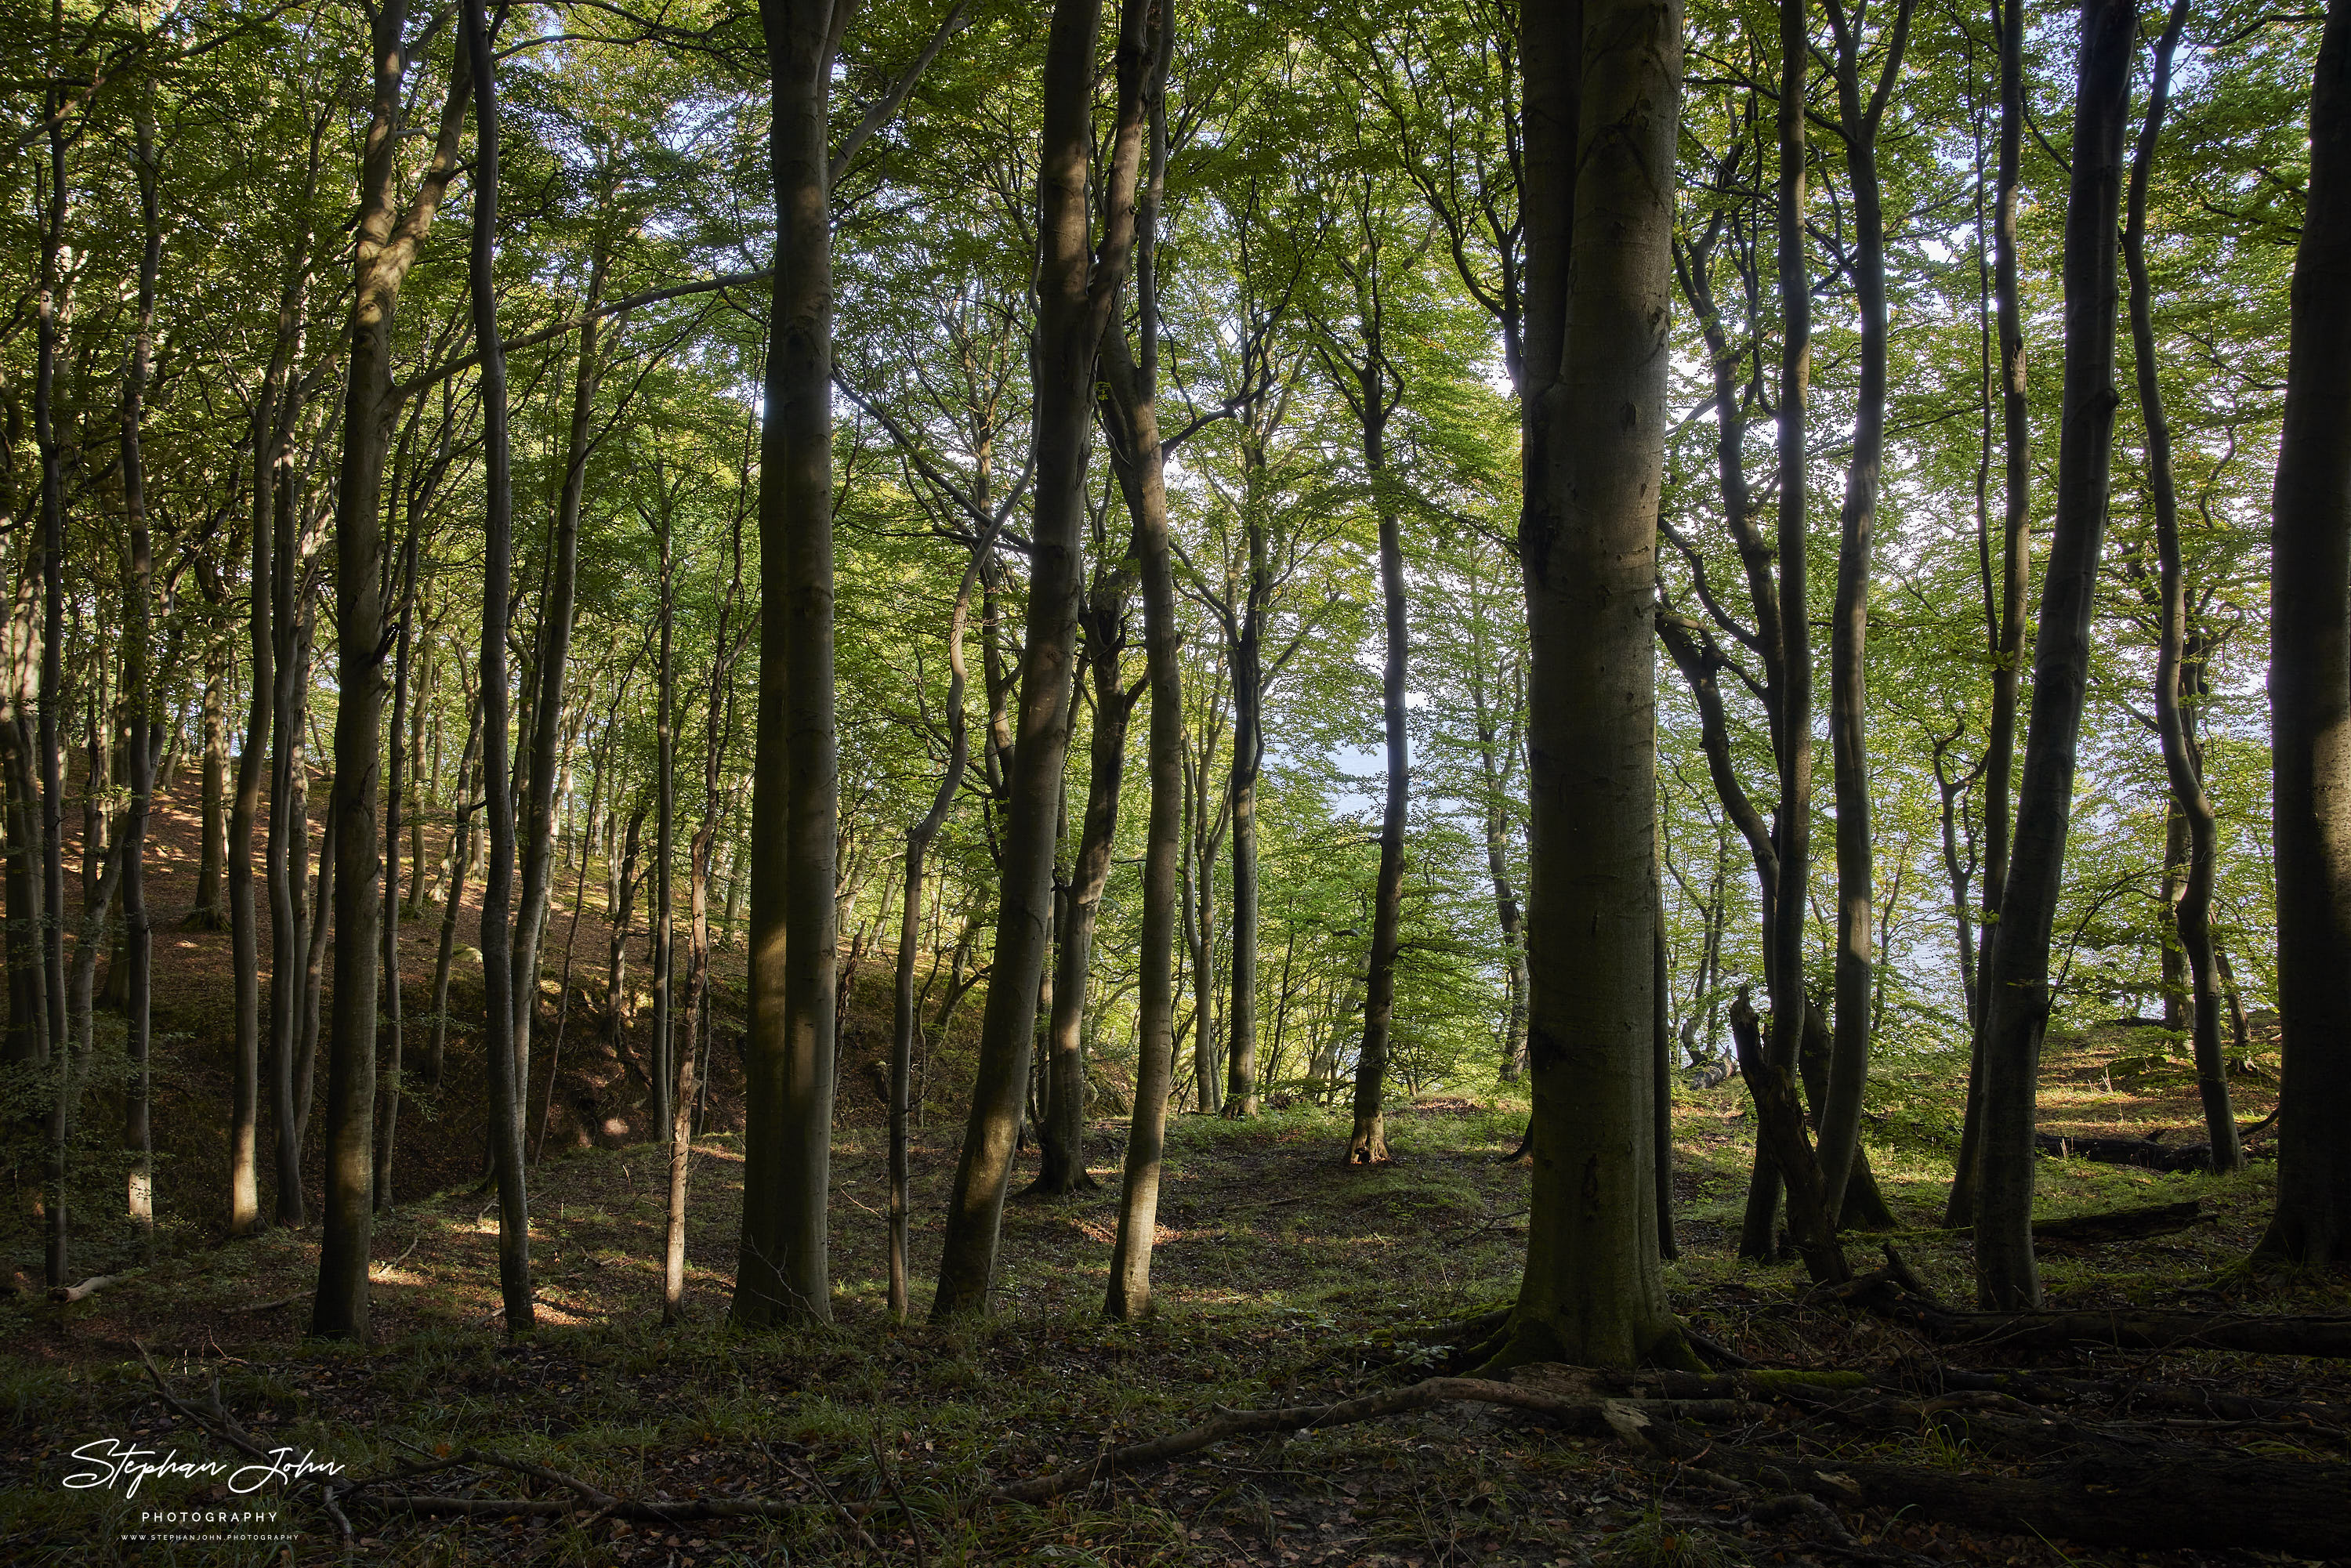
2260 0 2351 1263
933 0 1160 1320
1974 0 2137 1311
1481 0 1691 1373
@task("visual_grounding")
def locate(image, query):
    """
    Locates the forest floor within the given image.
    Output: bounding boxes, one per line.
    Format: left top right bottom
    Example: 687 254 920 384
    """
5 771 2347 1566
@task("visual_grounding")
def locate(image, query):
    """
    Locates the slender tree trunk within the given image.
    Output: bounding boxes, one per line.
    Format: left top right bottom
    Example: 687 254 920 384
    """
651 517 676 1136
933 0 1160 1320
118 100 161 1258
734 0 841 1331
2260 0 2351 1262
1817 0 1915 1224
1099 32 1179 1316
1224 636 1261 1118
1035 578 1136 1193
1348 365 1407 1166
1481 0 1690 1373
1974 0 2137 1311
187 639 228 927
267 475 306 1229
2127 0 2238 1174
512 249 607 1106
1949 0 2035 1232
606 798 647 1085
461 0 532 1336
1742 0 1814 1262
428 677 482 1087
34 120 70 1079
376 538 418 1211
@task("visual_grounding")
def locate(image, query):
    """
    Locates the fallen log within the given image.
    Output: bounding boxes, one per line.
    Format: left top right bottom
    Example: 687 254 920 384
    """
1879 1299 2351 1359
51 1272 129 1304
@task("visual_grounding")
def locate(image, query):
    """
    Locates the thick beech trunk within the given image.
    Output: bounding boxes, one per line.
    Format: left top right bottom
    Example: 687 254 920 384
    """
1348 368 1407 1166
1974 0 2136 1309
2262 0 2351 1262
933 0 1159 1320
1483 0 1690 1371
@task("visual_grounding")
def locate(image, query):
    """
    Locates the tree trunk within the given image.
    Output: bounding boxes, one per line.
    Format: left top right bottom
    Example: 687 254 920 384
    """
1746 0 1813 1263
376 537 418 1211
1482 0 1690 1372
1348 358 1407 1167
459 0 532 1338
1099 31 1179 1316
1817 0 1916 1225
2260 0 2351 1262
1948 0 2035 1233
118 100 161 1258
427 675 483 1088
1974 0 2137 1311
650 513 677 1137
187 637 228 928
1035 573 1135 1194
734 0 842 1331
2126 0 2238 1175
512 248 607 1107
933 0 1160 1320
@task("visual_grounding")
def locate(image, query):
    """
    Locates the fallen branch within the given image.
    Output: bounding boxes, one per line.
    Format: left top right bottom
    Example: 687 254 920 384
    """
2027 1199 2206 1249
52 1271 131 1304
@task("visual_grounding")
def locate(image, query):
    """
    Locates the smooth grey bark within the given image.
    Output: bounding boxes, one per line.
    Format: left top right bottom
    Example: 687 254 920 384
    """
1974 0 2137 1311
1481 0 1690 1373
1346 345 1407 1168
2260 0 2351 1262
933 0 1160 1320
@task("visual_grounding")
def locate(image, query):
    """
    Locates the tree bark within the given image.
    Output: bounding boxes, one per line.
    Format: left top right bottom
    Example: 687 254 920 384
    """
1948 0 2036 1233
458 0 531 1338
1815 0 1915 1226
2127 0 2239 1175
1974 0 2137 1310
1034 572 1135 1194
933 0 1160 1319
1347 355 1407 1167
118 99 161 1258
2261 0 2351 1262
734 0 842 1330
1482 0 1690 1372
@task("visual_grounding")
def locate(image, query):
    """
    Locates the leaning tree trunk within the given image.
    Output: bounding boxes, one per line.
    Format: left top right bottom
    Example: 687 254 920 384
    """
459 0 533 1338
2261 0 2351 1262
2127 0 2239 1175
1974 0 2137 1311
933 0 1160 1320
733 0 841 1330
1480 0 1691 1374
1948 0 2035 1232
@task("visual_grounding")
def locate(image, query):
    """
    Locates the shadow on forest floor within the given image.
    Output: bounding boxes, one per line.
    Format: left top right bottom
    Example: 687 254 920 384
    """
5 1030 2346 1567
